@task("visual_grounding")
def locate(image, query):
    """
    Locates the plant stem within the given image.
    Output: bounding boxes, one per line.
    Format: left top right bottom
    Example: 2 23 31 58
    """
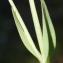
46 59 50 63
40 58 50 63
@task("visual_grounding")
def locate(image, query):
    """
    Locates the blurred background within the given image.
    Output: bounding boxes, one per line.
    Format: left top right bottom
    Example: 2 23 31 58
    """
0 0 63 63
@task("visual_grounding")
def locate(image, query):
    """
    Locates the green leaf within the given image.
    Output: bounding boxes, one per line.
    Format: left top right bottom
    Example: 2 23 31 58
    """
12 8 41 61
28 0 43 55
29 1 49 62
42 7 49 63
29 0 49 63
41 0 56 58
8 0 42 62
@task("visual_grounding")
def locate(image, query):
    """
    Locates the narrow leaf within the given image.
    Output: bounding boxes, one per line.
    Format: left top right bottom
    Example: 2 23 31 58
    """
42 7 49 63
8 0 42 62
29 0 43 55
41 0 56 58
12 8 42 61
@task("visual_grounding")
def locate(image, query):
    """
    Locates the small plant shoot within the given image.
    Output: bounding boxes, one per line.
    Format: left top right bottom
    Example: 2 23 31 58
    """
8 0 56 63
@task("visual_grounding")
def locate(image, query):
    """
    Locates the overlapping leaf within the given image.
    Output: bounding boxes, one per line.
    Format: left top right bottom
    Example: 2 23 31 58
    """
29 0 49 63
40 0 56 58
28 0 43 55
8 0 42 62
42 7 49 63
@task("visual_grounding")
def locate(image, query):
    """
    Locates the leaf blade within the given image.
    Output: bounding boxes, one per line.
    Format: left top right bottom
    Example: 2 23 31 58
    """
12 8 41 60
8 0 42 62
29 0 43 56
41 0 56 58
42 5 49 63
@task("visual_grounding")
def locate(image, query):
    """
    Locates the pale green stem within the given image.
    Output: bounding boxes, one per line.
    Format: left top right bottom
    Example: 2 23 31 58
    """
40 58 50 63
